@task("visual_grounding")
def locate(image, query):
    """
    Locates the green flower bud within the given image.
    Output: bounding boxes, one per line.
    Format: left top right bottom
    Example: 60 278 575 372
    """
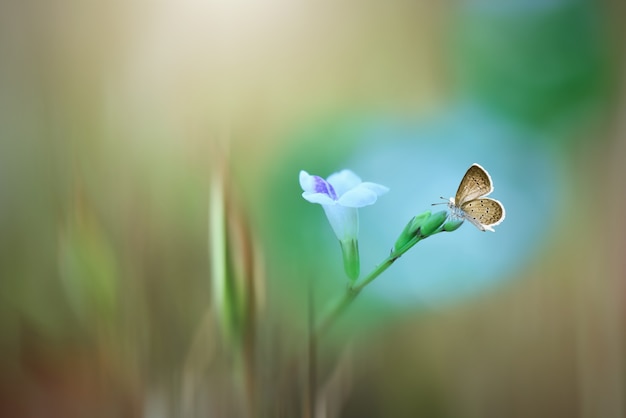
393 211 431 252
443 218 464 232
419 211 447 236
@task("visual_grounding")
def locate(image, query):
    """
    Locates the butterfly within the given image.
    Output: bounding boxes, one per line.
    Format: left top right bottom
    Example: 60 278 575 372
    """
444 163 505 232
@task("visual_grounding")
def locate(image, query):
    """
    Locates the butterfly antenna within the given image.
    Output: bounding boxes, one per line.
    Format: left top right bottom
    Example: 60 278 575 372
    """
431 197 448 206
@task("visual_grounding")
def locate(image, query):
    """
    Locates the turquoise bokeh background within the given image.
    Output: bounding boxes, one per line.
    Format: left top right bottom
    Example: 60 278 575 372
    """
265 103 564 310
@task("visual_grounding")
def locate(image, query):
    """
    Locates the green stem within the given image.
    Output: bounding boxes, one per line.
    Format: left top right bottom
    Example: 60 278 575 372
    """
314 235 422 337
313 211 453 340
339 239 360 281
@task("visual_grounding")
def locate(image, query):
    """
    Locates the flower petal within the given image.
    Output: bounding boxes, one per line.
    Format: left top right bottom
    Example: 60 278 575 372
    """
326 170 362 197
299 170 315 193
337 185 378 207
322 205 359 241
359 182 389 197
302 192 336 206
300 170 337 199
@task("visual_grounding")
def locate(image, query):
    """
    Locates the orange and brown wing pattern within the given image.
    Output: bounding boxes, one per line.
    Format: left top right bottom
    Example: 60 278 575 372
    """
460 197 505 231
455 164 493 205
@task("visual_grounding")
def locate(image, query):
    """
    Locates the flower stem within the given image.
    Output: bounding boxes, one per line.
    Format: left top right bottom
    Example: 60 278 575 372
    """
339 239 360 281
314 235 421 338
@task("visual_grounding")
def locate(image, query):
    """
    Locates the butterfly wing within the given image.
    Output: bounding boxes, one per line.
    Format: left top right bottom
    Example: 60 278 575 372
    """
460 197 505 232
455 164 493 206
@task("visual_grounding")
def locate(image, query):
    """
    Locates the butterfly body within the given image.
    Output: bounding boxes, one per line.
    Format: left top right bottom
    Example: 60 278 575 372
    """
447 164 505 232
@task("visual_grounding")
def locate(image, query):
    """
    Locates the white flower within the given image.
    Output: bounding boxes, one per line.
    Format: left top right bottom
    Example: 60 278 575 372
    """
299 169 389 241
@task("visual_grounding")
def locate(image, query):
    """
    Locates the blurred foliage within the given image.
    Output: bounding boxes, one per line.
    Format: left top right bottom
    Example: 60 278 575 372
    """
452 0 612 137
0 0 624 416
59 194 119 332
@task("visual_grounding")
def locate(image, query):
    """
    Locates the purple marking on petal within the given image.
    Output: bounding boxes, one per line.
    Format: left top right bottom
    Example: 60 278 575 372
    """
312 175 338 200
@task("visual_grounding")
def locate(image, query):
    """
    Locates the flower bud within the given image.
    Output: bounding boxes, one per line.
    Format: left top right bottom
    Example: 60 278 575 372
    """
393 211 431 252
443 218 464 232
419 211 447 237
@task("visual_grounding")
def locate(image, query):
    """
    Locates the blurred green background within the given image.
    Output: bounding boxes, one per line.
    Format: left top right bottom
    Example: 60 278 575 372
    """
1 0 625 417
